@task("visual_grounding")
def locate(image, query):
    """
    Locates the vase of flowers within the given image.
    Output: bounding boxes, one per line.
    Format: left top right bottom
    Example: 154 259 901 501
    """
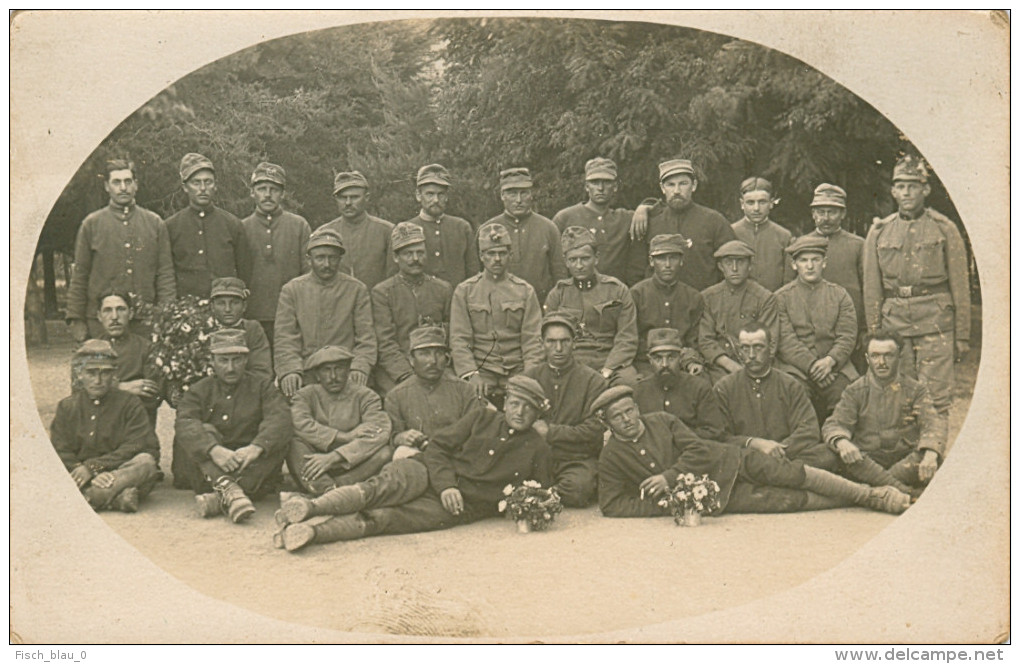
658 473 721 527
498 481 563 533
145 295 219 407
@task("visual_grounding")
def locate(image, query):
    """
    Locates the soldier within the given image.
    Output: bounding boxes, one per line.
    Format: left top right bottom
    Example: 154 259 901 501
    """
93 290 161 425
593 386 910 518
371 222 453 394
544 226 639 386
714 323 839 472
240 161 311 346
403 163 479 286
632 328 727 441
166 153 252 298
822 330 947 496
629 233 706 378
478 167 567 302
551 157 636 284
449 222 543 406
863 156 971 421
288 346 393 496
50 340 161 513
524 312 609 507
209 277 273 383
698 240 778 384
730 176 794 291
65 158 176 341
629 159 736 291
274 376 552 552
173 329 292 522
321 170 396 291
274 228 377 398
774 235 859 420
384 326 486 459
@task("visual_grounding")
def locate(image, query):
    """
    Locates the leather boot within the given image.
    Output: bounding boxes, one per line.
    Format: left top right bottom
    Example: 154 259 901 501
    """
213 476 256 523
195 492 224 518
283 514 366 552
844 457 914 495
802 466 910 515
277 484 366 525
110 487 140 513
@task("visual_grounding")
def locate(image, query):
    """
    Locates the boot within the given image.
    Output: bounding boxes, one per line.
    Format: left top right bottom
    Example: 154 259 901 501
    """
273 515 332 549
195 492 224 518
213 476 256 523
110 487 140 513
283 514 367 552
82 485 116 511
802 466 910 515
277 484 366 525
844 457 914 495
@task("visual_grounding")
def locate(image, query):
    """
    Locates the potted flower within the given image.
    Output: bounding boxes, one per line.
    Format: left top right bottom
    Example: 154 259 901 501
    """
145 295 219 407
498 481 563 533
658 473 721 527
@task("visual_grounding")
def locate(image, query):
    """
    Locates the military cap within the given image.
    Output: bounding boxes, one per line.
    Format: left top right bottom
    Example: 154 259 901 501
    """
306 228 346 254
560 226 597 255
499 167 533 191
304 345 354 371
810 183 847 208
416 163 451 188
646 328 685 355
180 153 215 182
541 311 579 337
649 233 689 256
713 240 756 259
892 155 929 183
584 157 618 181
210 277 249 300
739 176 774 196
658 158 695 183
505 375 549 413
785 234 829 258
209 328 249 355
478 223 513 251
251 161 286 188
333 170 370 195
73 339 118 368
409 325 449 352
589 385 635 418
391 222 427 253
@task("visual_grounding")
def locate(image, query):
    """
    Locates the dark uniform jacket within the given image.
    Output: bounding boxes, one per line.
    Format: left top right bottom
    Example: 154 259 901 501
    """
240 209 311 323
544 273 638 371
50 390 159 473
166 205 252 298
631 202 736 291
809 228 865 332
774 279 858 382
384 374 484 441
372 274 452 383
552 203 635 285
731 218 795 291
714 368 820 458
629 276 705 367
633 373 727 441
403 213 480 287
524 360 608 460
699 279 778 365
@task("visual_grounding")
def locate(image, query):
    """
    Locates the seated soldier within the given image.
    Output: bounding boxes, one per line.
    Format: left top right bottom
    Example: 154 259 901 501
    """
384 326 486 459
273 376 552 552
822 330 946 497
209 277 273 382
593 386 910 519
50 340 161 512
774 235 858 420
289 345 393 496
633 328 727 441
524 312 609 507
173 329 292 523
544 226 639 386
714 322 839 472
93 290 161 425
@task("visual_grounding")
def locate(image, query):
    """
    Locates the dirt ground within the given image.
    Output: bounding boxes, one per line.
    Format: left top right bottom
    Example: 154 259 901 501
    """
22 317 980 640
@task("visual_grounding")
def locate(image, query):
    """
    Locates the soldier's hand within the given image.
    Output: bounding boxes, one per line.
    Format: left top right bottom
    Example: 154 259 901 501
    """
119 378 160 399
955 340 970 361
302 452 337 483
918 450 939 483
68 319 88 343
392 445 421 461
629 204 651 241
531 419 550 437
835 438 863 465
280 373 303 398
639 474 669 499
393 429 427 448
809 357 836 383
687 362 705 377
70 465 93 488
349 370 368 386
749 437 786 458
467 373 488 399
233 445 264 472
92 471 116 489
210 445 240 473
441 488 464 515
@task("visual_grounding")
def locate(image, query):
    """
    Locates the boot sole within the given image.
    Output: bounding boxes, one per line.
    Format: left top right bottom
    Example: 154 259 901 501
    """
229 500 256 523
195 494 222 518
282 523 315 552
278 498 313 525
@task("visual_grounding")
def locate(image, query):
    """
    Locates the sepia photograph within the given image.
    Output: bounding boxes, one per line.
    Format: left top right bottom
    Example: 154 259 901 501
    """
9 10 1010 646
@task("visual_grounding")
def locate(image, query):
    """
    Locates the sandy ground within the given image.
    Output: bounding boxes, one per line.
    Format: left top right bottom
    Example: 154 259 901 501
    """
23 317 979 639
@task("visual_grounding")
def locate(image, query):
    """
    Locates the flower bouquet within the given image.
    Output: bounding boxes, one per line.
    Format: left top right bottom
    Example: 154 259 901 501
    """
145 295 218 407
658 473 721 527
498 481 563 533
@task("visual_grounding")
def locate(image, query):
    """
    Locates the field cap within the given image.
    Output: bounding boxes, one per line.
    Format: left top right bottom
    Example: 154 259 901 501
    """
589 385 635 418
541 311 579 337
647 328 685 354
585 157 617 181
739 176 774 196
417 164 451 188
409 326 448 352
561 226 597 254
73 339 118 369
304 345 354 371
649 233 689 256
892 155 929 183
391 222 427 253
811 184 847 208
505 375 549 413
658 159 695 183
499 167 533 191
713 240 755 259
251 161 286 188
479 223 512 251
333 170 370 195
307 228 346 254
209 329 248 355
210 277 249 300
180 153 215 182
785 235 829 258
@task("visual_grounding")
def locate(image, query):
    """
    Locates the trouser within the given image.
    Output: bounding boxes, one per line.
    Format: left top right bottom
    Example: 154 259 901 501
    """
900 331 955 415
286 438 392 495
789 372 852 422
724 450 818 513
81 452 160 510
848 448 936 488
787 442 841 472
172 426 288 498
551 456 598 507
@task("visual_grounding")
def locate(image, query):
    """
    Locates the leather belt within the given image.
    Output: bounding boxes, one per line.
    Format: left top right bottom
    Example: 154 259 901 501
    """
884 283 950 298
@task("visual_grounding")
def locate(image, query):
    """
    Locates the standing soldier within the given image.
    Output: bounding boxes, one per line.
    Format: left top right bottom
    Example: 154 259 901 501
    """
544 226 639 386
479 167 567 302
371 222 453 394
863 156 971 421
321 170 396 291
166 153 252 298
551 157 636 285
403 163 479 286
65 158 176 341
240 161 311 347
730 177 794 291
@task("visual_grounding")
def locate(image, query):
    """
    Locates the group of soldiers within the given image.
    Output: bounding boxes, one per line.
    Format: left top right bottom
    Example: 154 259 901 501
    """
50 150 971 552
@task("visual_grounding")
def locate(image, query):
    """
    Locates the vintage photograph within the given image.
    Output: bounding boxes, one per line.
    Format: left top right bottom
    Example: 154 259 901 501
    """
10 10 1009 644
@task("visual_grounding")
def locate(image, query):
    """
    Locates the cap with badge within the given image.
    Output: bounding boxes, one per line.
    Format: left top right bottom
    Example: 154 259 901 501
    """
541 311 579 337
304 345 354 371
560 226 597 254
589 385 635 418
210 277 249 300
713 240 756 260
307 228 346 254
649 233 689 256
646 328 685 355
209 328 249 355
417 163 451 188
391 222 427 253
504 375 549 413
409 326 449 352
810 183 847 208
658 158 696 183
785 235 829 258
251 161 286 188
180 153 215 182
892 155 929 183
499 167 533 191
333 170 370 196
73 339 119 369
478 222 513 251
584 157 617 181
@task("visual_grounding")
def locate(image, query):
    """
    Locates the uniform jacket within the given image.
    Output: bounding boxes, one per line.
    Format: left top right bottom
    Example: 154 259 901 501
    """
630 276 705 367
524 360 609 460
322 214 398 291
698 279 778 365
774 279 859 382
631 201 736 291
240 209 311 322
50 389 160 472
402 213 480 287
371 273 452 383
633 372 727 441
479 212 568 301
290 382 392 467
384 374 485 442
809 228 865 331
166 205 252 298
544 273 638 371
551 203 635 285
731 218 795 291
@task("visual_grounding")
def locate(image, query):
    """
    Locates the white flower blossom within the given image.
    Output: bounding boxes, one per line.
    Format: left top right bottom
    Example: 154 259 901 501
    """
498 500 507 512
502 484 514 496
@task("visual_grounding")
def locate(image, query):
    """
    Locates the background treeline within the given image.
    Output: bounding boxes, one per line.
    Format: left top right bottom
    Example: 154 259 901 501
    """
33 17 975 313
